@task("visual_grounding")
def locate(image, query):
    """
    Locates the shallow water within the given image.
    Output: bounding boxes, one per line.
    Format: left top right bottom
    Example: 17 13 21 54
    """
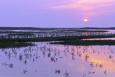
83 37 115 40
0 42 115 77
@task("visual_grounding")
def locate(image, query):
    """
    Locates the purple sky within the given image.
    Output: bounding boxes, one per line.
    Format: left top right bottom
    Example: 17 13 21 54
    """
0 0 115 28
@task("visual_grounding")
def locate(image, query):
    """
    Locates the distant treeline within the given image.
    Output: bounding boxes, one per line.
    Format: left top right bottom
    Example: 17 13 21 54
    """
0 27 115 30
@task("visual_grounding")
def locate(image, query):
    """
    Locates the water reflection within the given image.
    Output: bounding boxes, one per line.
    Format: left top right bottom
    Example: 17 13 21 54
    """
83 38 115 40
0 42 115 77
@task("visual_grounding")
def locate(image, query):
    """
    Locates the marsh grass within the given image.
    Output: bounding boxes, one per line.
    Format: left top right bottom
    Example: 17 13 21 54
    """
0 40 33 48
1 34 115 48
52 40 115 45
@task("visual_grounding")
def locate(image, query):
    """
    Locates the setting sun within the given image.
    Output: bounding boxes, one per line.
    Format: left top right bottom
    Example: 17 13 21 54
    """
83 18 88 22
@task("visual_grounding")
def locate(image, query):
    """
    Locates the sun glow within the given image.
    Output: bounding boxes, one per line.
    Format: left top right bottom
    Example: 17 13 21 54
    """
83 18 88 22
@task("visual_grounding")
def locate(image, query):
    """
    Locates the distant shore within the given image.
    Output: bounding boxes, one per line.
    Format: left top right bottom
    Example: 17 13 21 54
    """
0 27 115 48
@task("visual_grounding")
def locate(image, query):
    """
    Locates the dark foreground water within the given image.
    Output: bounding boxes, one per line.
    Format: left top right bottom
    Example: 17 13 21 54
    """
0 42 115 77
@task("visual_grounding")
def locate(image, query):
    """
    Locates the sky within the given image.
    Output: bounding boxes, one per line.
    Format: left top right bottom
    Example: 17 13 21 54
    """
0 0 115 28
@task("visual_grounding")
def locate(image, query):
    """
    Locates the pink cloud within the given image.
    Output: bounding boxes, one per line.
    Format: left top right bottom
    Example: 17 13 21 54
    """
52 0 115 17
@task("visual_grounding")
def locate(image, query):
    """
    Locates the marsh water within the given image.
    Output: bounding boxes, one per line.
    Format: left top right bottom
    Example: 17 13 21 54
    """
0 42 115 77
